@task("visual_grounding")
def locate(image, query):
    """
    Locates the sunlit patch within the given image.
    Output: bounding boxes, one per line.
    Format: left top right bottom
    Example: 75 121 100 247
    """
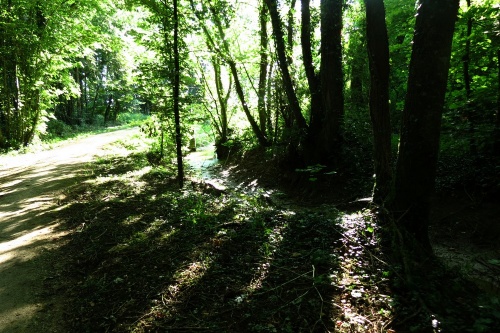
332 211 394 332
0 303 42 329
0 178 23 189
244 223 287 297
0 226 53 265
156 257 213 313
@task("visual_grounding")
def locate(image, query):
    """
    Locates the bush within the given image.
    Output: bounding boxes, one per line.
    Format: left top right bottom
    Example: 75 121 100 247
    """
117 112 149 126
45 119 74 138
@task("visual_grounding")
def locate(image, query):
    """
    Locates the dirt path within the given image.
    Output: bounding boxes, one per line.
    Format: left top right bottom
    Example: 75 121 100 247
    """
0 127 140 333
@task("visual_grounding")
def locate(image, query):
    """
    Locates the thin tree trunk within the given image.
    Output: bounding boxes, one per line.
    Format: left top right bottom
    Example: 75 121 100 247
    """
350 34 366 111
265 0 308 130
173 0 184 189
213 57 231 142
286 0 297 66
391 0 460 253
227 60 269 147
212 10 269 147
463 0 477 156
258 2 269 135
193 0 269 147
301 0 321 134
364 0 392 204
495 48 500 156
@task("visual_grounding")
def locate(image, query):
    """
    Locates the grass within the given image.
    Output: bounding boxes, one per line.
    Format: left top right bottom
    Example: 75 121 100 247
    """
42 148 404 332
38 138 499 333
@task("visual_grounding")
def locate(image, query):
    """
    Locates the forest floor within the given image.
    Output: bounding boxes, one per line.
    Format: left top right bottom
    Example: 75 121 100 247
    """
0 128 499 332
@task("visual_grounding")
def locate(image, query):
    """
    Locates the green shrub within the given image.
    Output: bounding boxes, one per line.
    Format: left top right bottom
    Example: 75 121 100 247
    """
45 119 74 138
117 112 149 126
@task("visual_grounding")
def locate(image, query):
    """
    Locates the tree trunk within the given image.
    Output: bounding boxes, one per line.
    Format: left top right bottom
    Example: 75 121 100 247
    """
173 0 184 189
301 0 321 134
349 30 366 111
258 2 269 135
364 0 392 204
227 60 269 147
495 48 500 156
195 0 270 147
318 0 344 161
104 94 112 124
214 57 231 143
265 0 308 130
391 0 460 253
286 0 297 66
463 0 477 156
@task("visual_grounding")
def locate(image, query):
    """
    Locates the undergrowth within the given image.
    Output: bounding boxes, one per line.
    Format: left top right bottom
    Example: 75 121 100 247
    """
40 145 498 332
41 149 400 332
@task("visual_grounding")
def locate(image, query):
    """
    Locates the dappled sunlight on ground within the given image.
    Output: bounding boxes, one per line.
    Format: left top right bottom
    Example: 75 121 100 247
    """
0 128 141 333
0 226 54 264
332 211 394 332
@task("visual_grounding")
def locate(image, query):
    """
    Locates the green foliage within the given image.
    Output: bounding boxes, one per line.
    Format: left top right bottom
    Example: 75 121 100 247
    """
444 0 499 156
116 112 150 126
44 119 74 138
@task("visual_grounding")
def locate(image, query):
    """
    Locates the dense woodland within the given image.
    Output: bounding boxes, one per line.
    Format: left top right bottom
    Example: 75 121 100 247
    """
1 0 500 331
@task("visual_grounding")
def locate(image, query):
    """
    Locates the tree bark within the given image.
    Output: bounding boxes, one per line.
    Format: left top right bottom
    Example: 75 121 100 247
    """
286 0 297 66
227 60 270 147
258 2 269 135
391 0 460 252
463 0 477 156
173 0 184 189
364 0 392 204
495 48 500 156
265 0 308 130
213 57 231 142
350 48 365 111
318 0 344 160
300 0 321 134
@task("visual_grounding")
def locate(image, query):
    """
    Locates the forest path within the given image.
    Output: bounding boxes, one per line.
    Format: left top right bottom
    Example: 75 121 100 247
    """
0 127 140 333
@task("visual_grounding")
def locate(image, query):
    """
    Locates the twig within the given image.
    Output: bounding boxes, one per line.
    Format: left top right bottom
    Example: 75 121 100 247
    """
252 270 312 295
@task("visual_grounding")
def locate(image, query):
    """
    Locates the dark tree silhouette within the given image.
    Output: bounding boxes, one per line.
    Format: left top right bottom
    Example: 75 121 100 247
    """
391 0 460 253
364 0 391 204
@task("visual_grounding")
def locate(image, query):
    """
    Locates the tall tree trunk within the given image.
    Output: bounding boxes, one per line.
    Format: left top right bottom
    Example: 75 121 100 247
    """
286 0 297 66
364 0 392 204
318 0 344 161
258 2 269 135
463 0 477 156
173 0 184 189
301 0 321 134
350 35 366 111
265 0 308 130
213 57 231 142
227 60 269 147
391 0 460 253
495 48 500 156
